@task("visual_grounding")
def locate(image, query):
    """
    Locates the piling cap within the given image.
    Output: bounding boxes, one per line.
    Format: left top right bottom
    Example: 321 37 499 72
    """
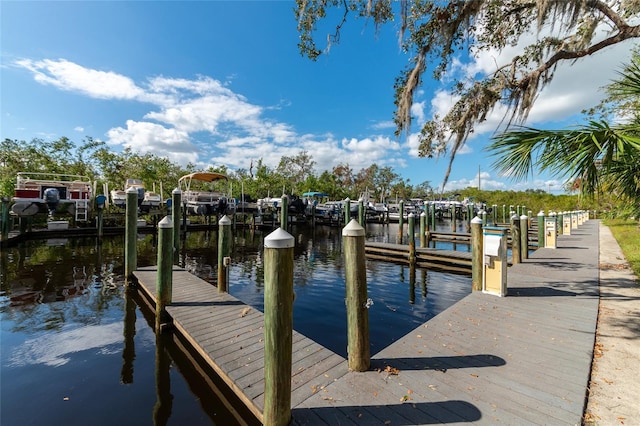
264 227 295 249
408 212 414 218
520 214 528 219
342 218 365 237
158 216 173 228
471 216 482 224
126 186 138 194
172 187 182 195
537 210 545 216
420 211 426 217
218 215 231 225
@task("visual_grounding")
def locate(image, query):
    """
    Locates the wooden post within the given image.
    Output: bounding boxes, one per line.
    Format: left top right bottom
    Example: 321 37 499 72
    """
493 204 498 225
511 213 521 264
537 210 545 249
172 188 182 261
451 205 457 231
520 214 528 260
96 195 106 244
502 205 506 224
397 200 404 243
311 204 316 228
557 211 563 235
263 228 295 426
420 212 427 248
342 219 370 371
156 216 173 332
217 215 232 293
358 199 364 227
344 198 351 224
125 186 138 283
481 209 487 226
408 213 416 264
279 195 288 230
471 216 483 291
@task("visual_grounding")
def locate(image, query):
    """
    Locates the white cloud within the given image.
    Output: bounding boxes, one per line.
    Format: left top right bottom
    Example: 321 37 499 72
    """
74 126 84 133
15 58 144 100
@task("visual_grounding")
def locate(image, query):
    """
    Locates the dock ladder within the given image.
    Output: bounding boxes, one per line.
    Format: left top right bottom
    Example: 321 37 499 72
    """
75 200 89 222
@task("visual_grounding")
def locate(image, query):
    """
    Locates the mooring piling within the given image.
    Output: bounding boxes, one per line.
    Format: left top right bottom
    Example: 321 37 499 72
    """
263 227 295 426
156 216 173 331
217 215 232 293
471 216 483 291
342 219 370 372
125 186 138 283
172 188 182 260
510 213 521 264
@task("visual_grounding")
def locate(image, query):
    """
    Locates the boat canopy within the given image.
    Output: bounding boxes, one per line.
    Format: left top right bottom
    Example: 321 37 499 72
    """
302 192 328 197
179 172 228 183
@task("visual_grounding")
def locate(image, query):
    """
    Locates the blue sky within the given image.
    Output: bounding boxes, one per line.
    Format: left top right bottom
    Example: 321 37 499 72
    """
1 2 636 193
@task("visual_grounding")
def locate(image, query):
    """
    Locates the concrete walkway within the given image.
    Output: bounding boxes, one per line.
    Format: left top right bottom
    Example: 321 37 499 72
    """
293 219 604 424
584 223 640 425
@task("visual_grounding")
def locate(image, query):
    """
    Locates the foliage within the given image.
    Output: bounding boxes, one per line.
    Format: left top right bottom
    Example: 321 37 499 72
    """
0 135 622 218
603 219 640 281
488 55 640 217
295 0 640 189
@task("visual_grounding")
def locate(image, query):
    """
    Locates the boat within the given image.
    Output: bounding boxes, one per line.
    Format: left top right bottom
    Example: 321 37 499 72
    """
110 178 162 212
178 172 234 216
11 172 92 221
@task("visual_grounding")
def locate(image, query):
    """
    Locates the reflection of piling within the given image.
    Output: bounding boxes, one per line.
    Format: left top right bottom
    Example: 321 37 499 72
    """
511 213 521 264
263 228 295 426
471 216 483 291
156 216 173 332
125 186 138 283
217 215 232 293
342 219 370 372
409 264 416 305
121 288 136 384
171 188 181 262
408 213 416 264
153 334 173 426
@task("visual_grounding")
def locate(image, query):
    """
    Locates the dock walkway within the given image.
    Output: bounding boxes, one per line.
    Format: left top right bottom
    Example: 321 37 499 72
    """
134 219 600 425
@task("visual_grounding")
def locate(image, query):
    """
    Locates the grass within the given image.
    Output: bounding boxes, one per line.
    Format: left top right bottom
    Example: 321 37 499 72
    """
603 218 640 281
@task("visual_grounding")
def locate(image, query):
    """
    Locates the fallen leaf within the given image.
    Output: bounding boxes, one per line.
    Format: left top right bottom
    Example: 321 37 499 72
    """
400 395 412 402
470 373 479 378
407 389 414 394
240 307 250 317
384 365 400 375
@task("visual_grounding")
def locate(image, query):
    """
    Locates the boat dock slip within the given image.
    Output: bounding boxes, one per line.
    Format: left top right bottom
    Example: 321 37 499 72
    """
134 219 600 425
365 242 473 273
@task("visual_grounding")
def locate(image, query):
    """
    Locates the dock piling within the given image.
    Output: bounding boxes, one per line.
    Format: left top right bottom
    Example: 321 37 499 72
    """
420 212 427 248
263 228 295 426
171 188 181 261
217 215 232 293
156 216 173 331
342 219 370 372
125 186 138 283
471 216 483 291
520 214 529 259
510 213 521 264
280 195 288 230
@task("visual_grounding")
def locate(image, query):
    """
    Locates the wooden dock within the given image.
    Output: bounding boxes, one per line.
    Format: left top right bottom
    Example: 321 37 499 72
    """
133 219 600 425
365 242 473 274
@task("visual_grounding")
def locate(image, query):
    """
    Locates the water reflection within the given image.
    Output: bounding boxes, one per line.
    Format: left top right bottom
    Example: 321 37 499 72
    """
121 288 136 385
153 334 173 426
1 220 471 425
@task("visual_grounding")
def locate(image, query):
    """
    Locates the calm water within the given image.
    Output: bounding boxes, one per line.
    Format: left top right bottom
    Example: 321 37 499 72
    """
1 221 471 425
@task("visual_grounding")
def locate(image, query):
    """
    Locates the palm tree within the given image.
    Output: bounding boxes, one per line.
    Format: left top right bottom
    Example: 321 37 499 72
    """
488 56 640 217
